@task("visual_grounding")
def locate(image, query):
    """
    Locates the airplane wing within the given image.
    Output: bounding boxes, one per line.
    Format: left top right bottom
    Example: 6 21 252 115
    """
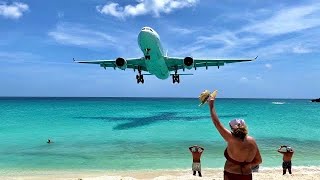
73 57 148 71
165 56 257 71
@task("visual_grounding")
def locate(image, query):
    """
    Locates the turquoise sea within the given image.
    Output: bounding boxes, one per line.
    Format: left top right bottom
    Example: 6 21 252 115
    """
0 97 319 171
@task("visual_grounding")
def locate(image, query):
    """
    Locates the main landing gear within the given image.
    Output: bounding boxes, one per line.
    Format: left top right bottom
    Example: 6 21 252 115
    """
136 67 144 84
172 70 180 84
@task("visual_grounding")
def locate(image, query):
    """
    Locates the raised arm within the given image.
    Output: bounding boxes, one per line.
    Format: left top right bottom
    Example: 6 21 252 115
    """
199 147 204 154
277 145 286 154
208 97 233 142
277 150 284 154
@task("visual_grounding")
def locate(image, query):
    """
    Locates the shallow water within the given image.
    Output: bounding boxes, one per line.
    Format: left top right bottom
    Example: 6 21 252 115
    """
0 97 319 170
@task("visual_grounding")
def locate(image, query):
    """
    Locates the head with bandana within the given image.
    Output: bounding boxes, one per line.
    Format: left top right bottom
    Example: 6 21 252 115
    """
229 119 248 140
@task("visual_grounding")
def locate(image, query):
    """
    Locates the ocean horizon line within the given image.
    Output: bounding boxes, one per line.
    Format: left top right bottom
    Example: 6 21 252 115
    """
0 96 315 100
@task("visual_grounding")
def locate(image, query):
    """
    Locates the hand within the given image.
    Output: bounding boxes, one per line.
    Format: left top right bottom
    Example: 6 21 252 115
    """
207 98 213 108
207 90 217 103
207 94 216 107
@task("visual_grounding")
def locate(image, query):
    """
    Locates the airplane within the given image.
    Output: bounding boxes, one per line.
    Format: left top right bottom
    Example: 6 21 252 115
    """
74 26 257 84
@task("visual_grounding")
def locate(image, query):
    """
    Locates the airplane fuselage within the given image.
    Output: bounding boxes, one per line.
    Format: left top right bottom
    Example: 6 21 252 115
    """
138 27 170 79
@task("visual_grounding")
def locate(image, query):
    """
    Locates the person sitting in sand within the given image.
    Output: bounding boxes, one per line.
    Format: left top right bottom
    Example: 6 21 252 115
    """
277 145 294 175
207 94 262 180
189 145 204 177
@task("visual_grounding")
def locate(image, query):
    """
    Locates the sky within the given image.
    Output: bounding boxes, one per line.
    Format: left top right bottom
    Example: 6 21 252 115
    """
0 0 319 98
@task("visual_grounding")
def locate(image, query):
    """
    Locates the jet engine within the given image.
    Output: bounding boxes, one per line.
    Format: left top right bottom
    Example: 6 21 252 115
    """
115 57 127 70
184 57 194 69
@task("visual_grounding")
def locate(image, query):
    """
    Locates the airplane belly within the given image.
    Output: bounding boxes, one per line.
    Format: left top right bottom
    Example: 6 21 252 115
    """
146 57 169 79
138 30 168 80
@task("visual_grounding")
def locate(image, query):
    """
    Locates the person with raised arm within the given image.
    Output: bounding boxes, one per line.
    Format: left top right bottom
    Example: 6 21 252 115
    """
207 91 262 180
189 145 204 177
277 145 294 175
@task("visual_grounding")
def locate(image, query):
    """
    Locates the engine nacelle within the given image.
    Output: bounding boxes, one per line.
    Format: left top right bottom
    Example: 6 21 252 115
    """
115 57 127 70
184 57 194 69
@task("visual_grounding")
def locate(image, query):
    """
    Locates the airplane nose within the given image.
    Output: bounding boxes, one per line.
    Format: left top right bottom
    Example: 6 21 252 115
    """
139 30 150 37
138 30 152 43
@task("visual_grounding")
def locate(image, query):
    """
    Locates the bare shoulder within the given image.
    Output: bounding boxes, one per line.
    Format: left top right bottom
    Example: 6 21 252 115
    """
246 136 257 144
246 135 255 141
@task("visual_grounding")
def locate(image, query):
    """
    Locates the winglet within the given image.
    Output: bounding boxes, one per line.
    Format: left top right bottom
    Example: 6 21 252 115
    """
73 58 75 62
254 56 258 60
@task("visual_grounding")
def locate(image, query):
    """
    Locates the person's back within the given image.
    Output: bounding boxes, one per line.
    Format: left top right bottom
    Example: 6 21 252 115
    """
282 151 294 162
225 136 260 175
207 92 262 180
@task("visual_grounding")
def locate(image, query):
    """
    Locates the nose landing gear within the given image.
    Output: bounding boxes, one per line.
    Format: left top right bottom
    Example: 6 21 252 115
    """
145 48 151 60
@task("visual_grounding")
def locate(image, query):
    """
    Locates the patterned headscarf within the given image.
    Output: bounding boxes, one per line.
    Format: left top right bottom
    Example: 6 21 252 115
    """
229 119 246 129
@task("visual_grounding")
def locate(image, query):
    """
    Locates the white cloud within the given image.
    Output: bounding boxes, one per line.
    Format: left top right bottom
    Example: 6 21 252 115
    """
255 76 262 80
57 11 64 18
174 30 260 57
0 51 42 63
170 26 196 35
96 0 198 19
196 31 259 50
174 2 320 58
240 77 249 83
0 2 29 19
247 29 320 57
245 3 320 35
265 64 272 69
292 45 312 54
48 23 117 48
48 23 141 56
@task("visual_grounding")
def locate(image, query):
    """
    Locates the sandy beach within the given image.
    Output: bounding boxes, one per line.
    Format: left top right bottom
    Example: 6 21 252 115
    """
1 167 320 180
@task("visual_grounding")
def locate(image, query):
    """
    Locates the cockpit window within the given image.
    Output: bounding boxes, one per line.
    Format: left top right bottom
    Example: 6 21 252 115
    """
142 27 154 32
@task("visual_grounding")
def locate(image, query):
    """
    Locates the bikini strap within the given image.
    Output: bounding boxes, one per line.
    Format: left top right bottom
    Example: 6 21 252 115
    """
224 148 251 175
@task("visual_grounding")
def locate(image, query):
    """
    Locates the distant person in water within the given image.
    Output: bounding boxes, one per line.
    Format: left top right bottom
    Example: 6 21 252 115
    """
277 145 294 175
47 139 52 144
189 145 204 177
207 93 262 180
